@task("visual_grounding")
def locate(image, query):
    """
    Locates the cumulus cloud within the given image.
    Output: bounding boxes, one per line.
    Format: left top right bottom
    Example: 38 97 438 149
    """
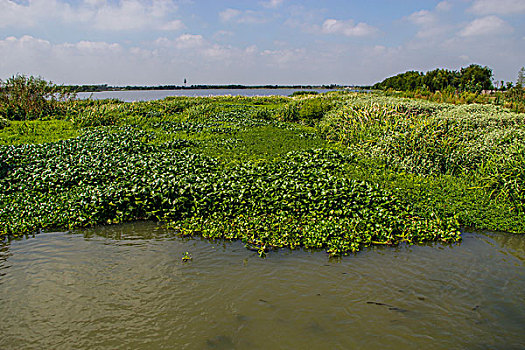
154 34 205 49
408 10 435 26
460 16 513 37
219 8 241 22
260 0 284 9
0 0 66 27
173 34 205 49
470 0 525 15
406 6 454 39
219 8 267 24
321 19 378 37
82 0 182 31
435 1 452 12
0 0 184 31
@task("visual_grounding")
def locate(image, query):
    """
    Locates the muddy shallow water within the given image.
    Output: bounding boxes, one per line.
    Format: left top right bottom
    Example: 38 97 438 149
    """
1 222 524 349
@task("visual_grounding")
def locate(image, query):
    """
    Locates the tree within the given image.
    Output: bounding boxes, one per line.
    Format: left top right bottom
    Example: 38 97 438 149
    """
517 67 525 88
373 64 493 93
459 64 493 93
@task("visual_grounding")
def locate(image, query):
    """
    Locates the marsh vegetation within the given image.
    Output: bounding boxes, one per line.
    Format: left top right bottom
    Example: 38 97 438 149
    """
1 76 524 256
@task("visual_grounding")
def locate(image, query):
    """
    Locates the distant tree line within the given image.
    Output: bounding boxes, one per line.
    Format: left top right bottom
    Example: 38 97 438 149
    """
64 84 343 93
373 64 495 93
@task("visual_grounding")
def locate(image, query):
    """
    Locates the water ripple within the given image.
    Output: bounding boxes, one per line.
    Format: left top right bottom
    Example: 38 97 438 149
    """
0 223 524 349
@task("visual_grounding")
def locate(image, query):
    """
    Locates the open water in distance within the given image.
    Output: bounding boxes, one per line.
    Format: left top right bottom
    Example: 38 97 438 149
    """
1 222 524 349
76 88 336 102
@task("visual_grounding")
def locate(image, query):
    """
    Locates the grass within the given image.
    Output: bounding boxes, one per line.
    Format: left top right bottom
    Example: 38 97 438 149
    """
0 119 78 145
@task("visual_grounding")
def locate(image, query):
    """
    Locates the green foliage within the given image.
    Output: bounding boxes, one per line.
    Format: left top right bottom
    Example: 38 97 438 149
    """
518 67 525 87
2 91 523 257
374 64 494 93
0 75 73 121
0 126 460 256
277 96 334 125
319 93 525 231
290 90 319 97
0 119 78 145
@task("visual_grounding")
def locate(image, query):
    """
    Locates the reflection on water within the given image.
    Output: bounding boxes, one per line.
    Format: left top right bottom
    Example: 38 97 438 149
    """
1 222 524 349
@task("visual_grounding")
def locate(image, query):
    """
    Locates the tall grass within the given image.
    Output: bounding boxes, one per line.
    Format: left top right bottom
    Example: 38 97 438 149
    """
0 75 74 120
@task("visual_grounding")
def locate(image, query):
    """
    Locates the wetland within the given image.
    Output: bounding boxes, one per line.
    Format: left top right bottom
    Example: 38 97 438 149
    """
1 82 524 348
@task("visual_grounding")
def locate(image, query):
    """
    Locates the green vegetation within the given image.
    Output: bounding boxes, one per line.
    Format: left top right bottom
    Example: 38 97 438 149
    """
373 64 494 93
1 76 523 256
374 64 525 113
0 75 74 120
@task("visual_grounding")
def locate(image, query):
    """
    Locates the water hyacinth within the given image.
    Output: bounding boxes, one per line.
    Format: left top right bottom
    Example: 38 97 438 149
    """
2 92 523 254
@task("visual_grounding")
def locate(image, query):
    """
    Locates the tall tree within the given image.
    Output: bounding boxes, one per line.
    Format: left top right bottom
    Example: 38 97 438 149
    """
517 67 525 87
459 64 493 93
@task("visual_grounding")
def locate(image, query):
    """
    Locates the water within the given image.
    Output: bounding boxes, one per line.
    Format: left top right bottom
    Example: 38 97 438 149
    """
76 88 336 102
1 222 524 349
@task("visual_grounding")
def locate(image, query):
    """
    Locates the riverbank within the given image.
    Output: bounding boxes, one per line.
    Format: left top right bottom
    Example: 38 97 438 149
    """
1 91 523 255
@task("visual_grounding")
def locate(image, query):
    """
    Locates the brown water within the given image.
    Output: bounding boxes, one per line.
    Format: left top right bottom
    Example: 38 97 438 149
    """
1 222 524 349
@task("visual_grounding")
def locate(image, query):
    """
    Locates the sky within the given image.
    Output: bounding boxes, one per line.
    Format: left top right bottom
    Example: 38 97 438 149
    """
0 0 524 86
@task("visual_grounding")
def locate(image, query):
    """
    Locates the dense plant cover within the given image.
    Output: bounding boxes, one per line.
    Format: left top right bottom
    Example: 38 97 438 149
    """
319 94 525 232
0 75 74 121
1 85 523 255
373 64 493 93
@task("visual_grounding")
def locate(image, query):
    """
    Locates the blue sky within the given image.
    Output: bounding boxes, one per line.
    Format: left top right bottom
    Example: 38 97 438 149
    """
1 0 524 85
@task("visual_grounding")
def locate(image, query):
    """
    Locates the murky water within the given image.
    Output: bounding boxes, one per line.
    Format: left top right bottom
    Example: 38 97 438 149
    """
1 222 524 349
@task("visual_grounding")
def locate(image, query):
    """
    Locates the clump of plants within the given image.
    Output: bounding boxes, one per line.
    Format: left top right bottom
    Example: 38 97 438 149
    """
319 93 525 232
277 96 334 125
0 126 460 256
0 75 74 121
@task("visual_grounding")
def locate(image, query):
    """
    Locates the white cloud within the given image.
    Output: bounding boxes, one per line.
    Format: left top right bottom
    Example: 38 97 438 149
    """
154 34 205 49
260 0 284 9
460 16 513 37
219 8 241 22
436 1 452 12
408 10 435 26
470 0 525 15
0 0 67 27
219 8 267 24
0 0 184 31
174 34 204 49
160 20 185 31
406 7 453 39
321 19 378 37
87 0 182 31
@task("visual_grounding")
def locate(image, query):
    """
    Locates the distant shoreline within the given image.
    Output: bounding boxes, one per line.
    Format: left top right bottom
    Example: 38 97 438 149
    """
65 84 371 93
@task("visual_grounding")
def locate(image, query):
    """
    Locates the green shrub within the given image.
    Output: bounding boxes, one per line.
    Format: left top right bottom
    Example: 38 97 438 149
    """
290 90 318 97
0 75 73 120
277 97 333 125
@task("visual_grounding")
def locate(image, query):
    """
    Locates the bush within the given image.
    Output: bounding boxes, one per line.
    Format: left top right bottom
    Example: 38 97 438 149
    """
0 75 73 121
290 90 318 97
277 97 333 125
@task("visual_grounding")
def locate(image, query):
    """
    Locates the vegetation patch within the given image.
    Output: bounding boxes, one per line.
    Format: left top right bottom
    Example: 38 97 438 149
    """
1 81 523 255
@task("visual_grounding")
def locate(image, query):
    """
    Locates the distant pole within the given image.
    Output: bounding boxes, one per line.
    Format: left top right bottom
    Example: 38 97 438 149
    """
184 78 187 87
